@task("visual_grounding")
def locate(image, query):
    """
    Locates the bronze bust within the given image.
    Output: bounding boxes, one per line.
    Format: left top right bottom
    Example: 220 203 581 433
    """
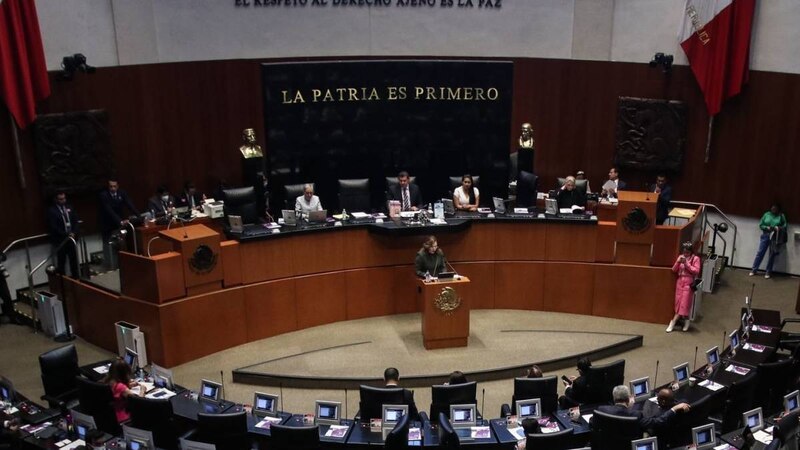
519 122 535 149
239 128 263 159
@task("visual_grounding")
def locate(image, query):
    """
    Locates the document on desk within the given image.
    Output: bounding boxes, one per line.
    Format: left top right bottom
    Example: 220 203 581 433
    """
470 426 490 439
742 343 766 352
581 413 593 423
408 427 422 441
93 364 110 374
146 388 176 400
754 427 774 445
698 380 725 391
254 416 282 429
429 218 447 225
62 440 86 450
324 424 349 438
508 426 525 441
351 212 370 219
751 324 772 333
725 364 751 375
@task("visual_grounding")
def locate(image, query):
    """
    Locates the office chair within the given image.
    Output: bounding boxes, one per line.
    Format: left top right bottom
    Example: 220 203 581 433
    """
717 371 758 433
755 359 793 415
128 395 178 450
774 409 800 450
338 178 371 212
557 177 588 196
385 176 416 191
222 186 258 224
589 409 641 450
38 344 81 410
195 411 249 450
448 176 481 192
75 376 120 435
385 412 410 450
502 376 558 417
664 393 722 448
269 423 320 450
515 171 538 208
437 412 460 449
508 152 519 182
585 359 625 405
358 385 405 422
284 183 312 210
430 381 477 420
526 427 583 450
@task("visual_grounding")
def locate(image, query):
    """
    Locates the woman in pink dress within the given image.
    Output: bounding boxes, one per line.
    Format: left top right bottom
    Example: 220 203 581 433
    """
667 242 701 332
102 358 142 423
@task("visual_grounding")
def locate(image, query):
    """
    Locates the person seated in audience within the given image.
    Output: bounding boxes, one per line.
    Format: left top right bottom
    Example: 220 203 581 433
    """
525 365 543 378
559 357 591 408
601 167 626 198
415 235 448 278
146 185 175 217
103 358 143 423
177 180 205 210
594 385 689 433
453 174 479 212
575 170 592 193
515 417 542 450
651 174 672 224
383 367 419 420
1 412 21 447
295 184 323 215
387 171 423 211
556 177 586 210
446 370 468 385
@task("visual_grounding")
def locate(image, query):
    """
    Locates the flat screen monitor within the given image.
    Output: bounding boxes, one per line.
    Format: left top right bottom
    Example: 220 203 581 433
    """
151 364 174 390
253 392 279 417
742 407 763 432
199 379 221 402
382 404 408 428
705 346 720 367
228 215 243 233
672 363 690 385
70 409 97 441
281 210 297 226
123 424 154 450
124 347 139 373
307 210 327 223
692 424 716 450
0 377 16 403
492 197 506 214
741 312 748 333
316 400 341 425
629 377 650 401
449 404 476 428
631 436 658 450
515 398 541 420
784 390 800 414
180 438 217 450
545 198 558 215
729 330 740 351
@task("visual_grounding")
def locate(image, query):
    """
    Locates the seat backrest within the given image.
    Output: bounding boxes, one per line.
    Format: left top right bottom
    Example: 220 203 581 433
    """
557 177 588 196
666 393 722 448
526 427 578 450
430 381 477 420
39 344 79 398
197 411 248 450
385 176 416 191
338 178 371 212
512 376 558 416
128 396 176 449
448 176 481 192
358 385 405 422
438 412 460 449
269 423 320 450
516 171 538 208
75 377 119 435
222 187 257 224
590 409 641 450
284 183 312 209
585 359 625 404
756 358 793 414
721 371 759 433
774 409 800 450
385 413 410 450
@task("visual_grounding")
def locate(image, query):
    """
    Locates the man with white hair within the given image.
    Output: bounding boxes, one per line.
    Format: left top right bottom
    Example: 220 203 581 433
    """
594 385 690 432
295 183 322 215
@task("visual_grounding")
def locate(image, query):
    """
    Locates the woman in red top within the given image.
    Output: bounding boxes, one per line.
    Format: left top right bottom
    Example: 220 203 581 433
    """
102 359 142 423
667 242 701 333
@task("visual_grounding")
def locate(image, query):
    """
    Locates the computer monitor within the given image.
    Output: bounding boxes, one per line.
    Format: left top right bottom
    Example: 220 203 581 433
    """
742 407 764 432
0 377 16 403
692 424 716 450
515 398 541 419
253 391 279 417
307 210 327 223
545 198 558 215
629 377 650 401
70 409 97 441
281 210 297 226
151 364 174 390
672 363 690 386
492 197 506 214
199 379 222 403
729 330 740 351
382 404 408 428
316 400 341 425
227 215 243 233
631 436 658 450
705 346 720 367
123 424 154 450
741 312 748 333
180 438 217 450
784 390 800 414
124 347 139 373
449 404 477 428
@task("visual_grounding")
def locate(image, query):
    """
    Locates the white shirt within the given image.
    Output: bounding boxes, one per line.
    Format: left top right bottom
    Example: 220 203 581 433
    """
295 195 322 214
453 186 479 206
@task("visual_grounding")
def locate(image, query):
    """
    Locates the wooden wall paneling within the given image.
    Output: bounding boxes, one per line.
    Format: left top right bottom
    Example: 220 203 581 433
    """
159 289 248 367
615 243 651 266
595 222 616 263
592 265 674 324
393 266 423 315
453 262 495 310
652 226 682 267
238 237 296 284
243 280 298 342
115 296 165 366
290 230 345 276
493 262 545 310
542 263 595 315
119 251 185 303
294 272 347 330
494 222 546 261
596 204 617 223
220 240 243 287
544 223 597 262
69 280 122 352
345 268 396 320
361 233 432 268
439 223 495 262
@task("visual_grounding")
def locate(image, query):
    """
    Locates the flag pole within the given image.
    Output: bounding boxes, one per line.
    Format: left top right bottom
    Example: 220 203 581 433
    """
8 109 27 189
704 116 714 163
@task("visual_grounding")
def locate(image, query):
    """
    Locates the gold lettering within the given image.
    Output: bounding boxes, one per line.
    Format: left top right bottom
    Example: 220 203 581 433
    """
487 87 498 100
367 87 380 100
281 90 292 104
414 86 424 99
463 87 473 100
447 87 461 100
348 88 359 101
293 90 305 103
323 90 334 102
312 89 322 102
475 87 485 100
426 86 436 99
336 88 347 101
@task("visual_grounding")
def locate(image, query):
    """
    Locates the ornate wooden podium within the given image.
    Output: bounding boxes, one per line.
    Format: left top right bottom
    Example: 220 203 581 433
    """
418 277 471 350
615 191 658 265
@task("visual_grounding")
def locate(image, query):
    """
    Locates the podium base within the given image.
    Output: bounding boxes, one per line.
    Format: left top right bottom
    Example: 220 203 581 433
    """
424 337 468 350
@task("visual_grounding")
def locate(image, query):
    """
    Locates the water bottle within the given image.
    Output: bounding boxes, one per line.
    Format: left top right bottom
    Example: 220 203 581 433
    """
342 208 348 221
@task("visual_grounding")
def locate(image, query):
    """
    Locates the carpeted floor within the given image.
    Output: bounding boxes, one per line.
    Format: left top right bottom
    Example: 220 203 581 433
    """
1 267 797 419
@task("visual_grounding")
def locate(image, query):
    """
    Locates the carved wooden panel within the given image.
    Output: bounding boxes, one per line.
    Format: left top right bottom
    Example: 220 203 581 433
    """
614 97 686 173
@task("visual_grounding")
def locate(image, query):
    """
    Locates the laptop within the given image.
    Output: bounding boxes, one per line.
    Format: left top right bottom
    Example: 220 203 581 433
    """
442 199 455 215
307 209 327 223
545 198 558 215
492 197 506 214
228 215 243 233
281 210 297 226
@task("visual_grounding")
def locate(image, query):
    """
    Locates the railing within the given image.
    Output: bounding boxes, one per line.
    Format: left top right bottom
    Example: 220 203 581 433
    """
671 200 738 264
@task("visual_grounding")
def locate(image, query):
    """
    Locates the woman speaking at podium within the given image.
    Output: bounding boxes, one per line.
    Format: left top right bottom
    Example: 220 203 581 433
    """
415 235 448 278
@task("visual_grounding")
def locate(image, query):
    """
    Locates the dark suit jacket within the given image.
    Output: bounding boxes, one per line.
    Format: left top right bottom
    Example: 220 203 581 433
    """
564 374 589 404
556 189 587 209
596 403 675 432
147 195 176 216
46 203 80 245
387 183 424 209
98 189 139 234
177 191 203 209
386 384 420 421
652 184 673 224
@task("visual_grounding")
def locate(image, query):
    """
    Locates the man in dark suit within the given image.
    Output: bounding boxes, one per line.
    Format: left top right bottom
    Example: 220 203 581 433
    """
387 171 423 211
177 180 204 210
46 191 80 278
601 167 627 198
652 174 673 225
98 179 139 267
384 367 419 421
147 185 176 217
594 385 689 433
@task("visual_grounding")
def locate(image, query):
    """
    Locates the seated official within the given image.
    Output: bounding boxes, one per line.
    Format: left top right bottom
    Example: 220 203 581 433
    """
600 167 626 198
594 385 689 434
147 185 175 217
295 184 323 215
177 180 205 210
556 177 586 210
388 171 423 211
103 359 143 423
525 365 543 378
559 357 590 408
651 174 672 225
453 174 479 212
415 235 448 278
446 371 468 385
383 367 420 421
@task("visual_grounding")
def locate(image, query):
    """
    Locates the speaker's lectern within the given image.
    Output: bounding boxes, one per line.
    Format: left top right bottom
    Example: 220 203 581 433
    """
418 277 471 350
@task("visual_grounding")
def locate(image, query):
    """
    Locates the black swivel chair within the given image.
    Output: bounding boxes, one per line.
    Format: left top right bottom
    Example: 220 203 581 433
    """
717 371 758 433
755 359 793 415
284 183 311 210
526 427 583 450
589 409 641 450
663 393 722 448
557 177 589 196
75 376 120 435
195 411 249 450
269 423 321 450
385 413 410 450
437 412 460 450
222 186 258 224
585 359 625 405
515 171 539 208
448 176 481 194
385 176 416 192
338 178 371 212
358 385 405 422
773 409 800 450
128 396 178 450
38 344 81 410
501 376 558 417
430 381 478 421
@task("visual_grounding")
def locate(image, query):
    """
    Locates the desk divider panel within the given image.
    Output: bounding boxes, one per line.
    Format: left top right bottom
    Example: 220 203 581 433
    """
493 262 545 311
542 263 595 315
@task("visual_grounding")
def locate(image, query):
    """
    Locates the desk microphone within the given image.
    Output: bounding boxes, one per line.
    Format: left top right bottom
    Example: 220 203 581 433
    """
219 370 225 406
280 382 284 414
481 388 485 423
693 346 698 373
722 330 727 355
446 259 459 277
653 360 659 388
344 389 348 423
